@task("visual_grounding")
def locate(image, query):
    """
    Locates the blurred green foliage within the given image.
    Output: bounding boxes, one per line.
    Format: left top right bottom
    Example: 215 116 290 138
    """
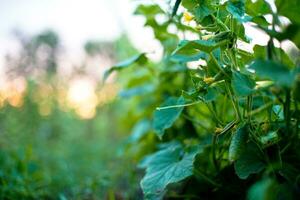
0 30 140 199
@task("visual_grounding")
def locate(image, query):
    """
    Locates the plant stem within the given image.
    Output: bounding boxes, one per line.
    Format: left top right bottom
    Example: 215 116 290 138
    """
206 103 224 125
247 95 253 123
217 120 237 136
225 82 241 121
249 101 274 116
156 100 202 110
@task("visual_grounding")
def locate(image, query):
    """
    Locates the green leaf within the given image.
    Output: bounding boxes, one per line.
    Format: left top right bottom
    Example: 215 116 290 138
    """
182 0 216 22
246 0 271 16
251 16 269 27
226 0 252 22
104 53 147 80
247 178 278 200
153 96 185 138
203 87 218 102
232 71 256 96
249 59 295 87
171 51 208 63
234 142 265 179
294 76 300 101
194 2 216 22
171 40 217 62
272 105 284 120
128 119 152 143
140 142 201 199
276 0 300 24
181 0 197 11
119 84 155 98
253 44 266 59
134 4 164 19
229 125 248 162
252 45 295 67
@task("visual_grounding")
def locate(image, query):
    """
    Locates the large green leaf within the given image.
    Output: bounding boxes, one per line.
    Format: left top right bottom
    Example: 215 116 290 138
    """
119 84 155 98
234 142 266 179
104 53 147 80
181 0 198 10
252 45 295 68
177 39 217 53
171 51 208 63
182 0 216 22
194 2 216 22
226 0 251 22
153 96 185 138
249 59 295 87
203 87 219 102
232 71 256 96
140 142 202 199
245 0 271 16
229 125 248 162
276 0 300 24
171 40 218 63
247 178 279 200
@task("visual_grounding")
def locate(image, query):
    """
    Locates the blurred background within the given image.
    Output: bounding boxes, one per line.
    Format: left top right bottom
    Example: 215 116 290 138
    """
0 0 158 199
1 0 299 199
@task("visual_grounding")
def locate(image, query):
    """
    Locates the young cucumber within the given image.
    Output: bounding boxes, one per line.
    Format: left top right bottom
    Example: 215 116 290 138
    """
229 125 249 162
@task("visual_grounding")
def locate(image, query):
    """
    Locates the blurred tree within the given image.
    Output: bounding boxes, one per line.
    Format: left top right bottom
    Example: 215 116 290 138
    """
84 40 115 59
32 30 60 75
5 29 60 78
84 34 137 61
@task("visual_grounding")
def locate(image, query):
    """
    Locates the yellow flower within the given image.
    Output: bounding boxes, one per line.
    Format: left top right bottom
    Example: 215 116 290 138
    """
215 127 223 134
203 77 215 84
183 11 194 22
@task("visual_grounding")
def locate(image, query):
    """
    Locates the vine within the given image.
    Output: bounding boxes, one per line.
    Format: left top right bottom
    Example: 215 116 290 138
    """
106 0 300 199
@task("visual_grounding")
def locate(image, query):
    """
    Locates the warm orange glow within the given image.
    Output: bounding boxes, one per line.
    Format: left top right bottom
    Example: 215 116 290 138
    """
67 78 98 119
0 75 118 119
98 83 119 105
0 77 27 108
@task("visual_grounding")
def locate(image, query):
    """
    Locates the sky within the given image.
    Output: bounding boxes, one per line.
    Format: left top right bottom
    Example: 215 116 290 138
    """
0 0 129 48
0 0 281 68
0 0 164 78
0 0 159 62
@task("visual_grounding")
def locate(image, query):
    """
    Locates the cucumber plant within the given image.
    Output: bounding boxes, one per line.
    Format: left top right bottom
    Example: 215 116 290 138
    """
106 0 300 199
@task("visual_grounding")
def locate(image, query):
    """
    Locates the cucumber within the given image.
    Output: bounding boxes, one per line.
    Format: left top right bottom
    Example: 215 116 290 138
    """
229 125 249 162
